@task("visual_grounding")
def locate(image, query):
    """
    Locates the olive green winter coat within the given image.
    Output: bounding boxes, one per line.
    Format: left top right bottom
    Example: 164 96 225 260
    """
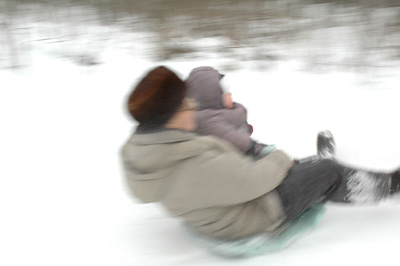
121 129 293 240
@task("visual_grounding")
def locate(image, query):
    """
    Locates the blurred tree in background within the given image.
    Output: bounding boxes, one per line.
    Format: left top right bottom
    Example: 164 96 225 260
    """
1 0 399 70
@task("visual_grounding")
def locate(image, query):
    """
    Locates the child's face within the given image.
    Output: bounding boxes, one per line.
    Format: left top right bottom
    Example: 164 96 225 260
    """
222 93 233 109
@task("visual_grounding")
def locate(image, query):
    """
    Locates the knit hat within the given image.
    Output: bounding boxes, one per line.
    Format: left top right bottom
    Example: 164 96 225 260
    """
127 66 186 129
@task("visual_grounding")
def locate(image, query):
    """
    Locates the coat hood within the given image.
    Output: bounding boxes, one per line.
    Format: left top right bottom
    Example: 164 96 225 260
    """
185 66 225 110
121 130 204 203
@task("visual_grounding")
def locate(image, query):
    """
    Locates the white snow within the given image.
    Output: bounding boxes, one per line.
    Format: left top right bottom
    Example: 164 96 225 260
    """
1 6 400 266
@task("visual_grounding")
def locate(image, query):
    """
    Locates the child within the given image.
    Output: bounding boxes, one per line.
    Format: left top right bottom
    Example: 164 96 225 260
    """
185 66 275 159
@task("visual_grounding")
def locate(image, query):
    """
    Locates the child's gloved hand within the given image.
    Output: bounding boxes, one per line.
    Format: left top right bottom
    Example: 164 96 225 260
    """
247 124 253 136
258 144 277 157
247 142 277 160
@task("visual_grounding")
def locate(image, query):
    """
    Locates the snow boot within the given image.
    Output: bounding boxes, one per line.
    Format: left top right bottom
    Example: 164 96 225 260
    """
295 130 336 164
317 130 336 159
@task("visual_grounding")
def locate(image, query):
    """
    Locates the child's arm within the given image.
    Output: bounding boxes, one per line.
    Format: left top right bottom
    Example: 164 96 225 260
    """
197 111 253 153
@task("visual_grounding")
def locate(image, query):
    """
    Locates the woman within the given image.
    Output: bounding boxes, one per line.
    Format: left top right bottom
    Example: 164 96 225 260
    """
121 66 400 241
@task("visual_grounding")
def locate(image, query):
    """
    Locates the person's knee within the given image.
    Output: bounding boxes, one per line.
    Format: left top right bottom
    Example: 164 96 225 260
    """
316 159 341 184
319 159 337 171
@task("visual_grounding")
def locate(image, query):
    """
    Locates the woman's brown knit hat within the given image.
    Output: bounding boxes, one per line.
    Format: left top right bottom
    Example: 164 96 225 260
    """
127 66 186 129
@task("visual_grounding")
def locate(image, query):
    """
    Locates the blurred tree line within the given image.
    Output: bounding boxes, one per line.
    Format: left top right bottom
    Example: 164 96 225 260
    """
1 0 400 70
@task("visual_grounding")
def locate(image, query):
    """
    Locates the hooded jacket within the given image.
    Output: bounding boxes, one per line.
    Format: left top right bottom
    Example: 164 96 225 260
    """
185 67 253 153
121 129 293 240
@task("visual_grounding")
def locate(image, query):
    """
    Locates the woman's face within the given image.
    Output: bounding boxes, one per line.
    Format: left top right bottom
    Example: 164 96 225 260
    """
181 109 198 131
179 98 198 131
165 98 198 131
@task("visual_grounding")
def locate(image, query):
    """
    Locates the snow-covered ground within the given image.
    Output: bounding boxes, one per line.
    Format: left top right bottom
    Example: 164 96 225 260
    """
1 4 400 265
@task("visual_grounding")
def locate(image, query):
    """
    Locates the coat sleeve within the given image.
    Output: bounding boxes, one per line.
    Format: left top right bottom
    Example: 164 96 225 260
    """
223 102 247 127
196 110 252 153
172 147 293 209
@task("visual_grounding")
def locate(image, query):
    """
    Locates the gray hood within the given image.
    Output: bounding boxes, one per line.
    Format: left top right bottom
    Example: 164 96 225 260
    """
185 66 224 110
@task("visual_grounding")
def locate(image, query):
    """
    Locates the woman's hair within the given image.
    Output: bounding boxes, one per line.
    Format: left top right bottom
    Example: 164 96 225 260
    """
127 66 186 130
